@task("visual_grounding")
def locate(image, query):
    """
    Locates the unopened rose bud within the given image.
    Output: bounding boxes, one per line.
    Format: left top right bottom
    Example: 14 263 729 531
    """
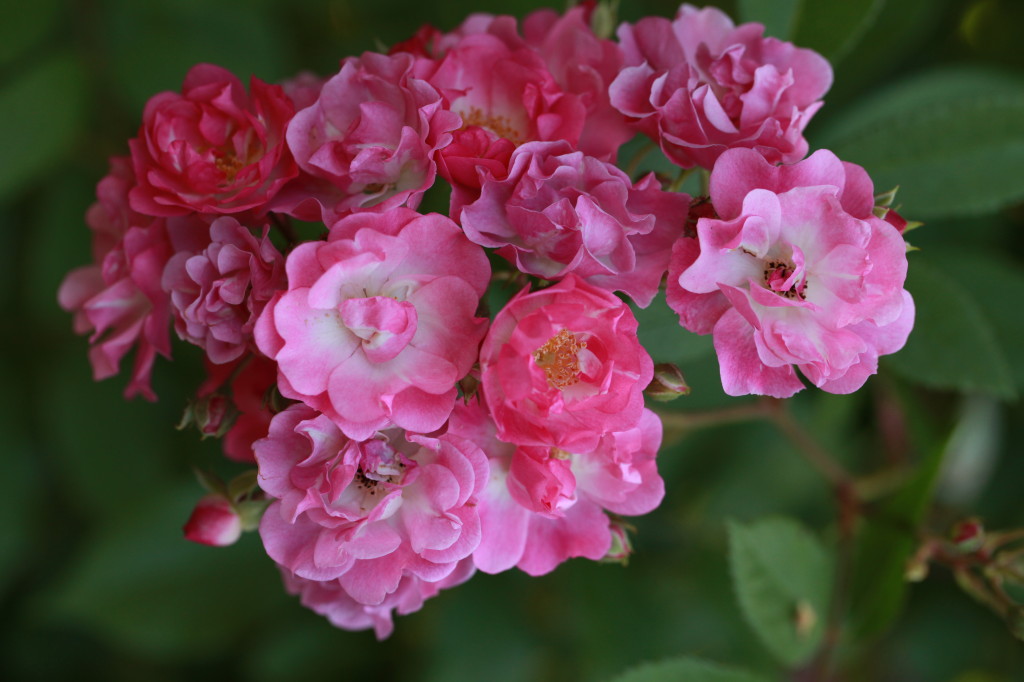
645 363 690 402
601 520 634 565
951 518 985 554
183 494 242 547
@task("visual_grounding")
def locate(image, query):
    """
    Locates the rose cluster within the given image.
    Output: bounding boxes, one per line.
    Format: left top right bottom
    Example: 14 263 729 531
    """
59 3 914 637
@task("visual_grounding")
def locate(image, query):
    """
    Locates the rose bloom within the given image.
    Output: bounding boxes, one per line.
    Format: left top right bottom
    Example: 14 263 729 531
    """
450 399 664 576
460 140 689 307
284 51 461 223
195 354 279 463
610 4 832 169
255 209 490 440
59 158 206 399
128 64 297 217
667 148 914 397
162 216 286 364
479 274 653 452
280 558 475 639
256 404 487 607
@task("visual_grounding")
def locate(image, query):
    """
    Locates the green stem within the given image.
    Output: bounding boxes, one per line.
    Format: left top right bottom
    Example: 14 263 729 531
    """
625 141 656 178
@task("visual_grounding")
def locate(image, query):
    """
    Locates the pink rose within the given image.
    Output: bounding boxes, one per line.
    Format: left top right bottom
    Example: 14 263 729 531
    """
256 404 487 606
610 4 832 169
162 217 286 364
255 209 490 440
667 148 914 397
58 159 191 400
460 140 689 307
183 494 242 547
128 64 297 216
280 558 474 639
420 24 587 216
449 400 664 576
284 52 461 223
522 6 632 161
479 274 653 452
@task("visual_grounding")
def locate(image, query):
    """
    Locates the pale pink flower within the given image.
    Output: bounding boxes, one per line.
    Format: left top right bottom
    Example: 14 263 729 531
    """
460 140 688 307
128 64 297 217
256 404 487 606
280 558 475 639
255 209 490 440
667 148 914 397
610 4 832 169
479 274 652 452
183 494 242 547
449 400 664 576
162 217 286 364
284 52 461 223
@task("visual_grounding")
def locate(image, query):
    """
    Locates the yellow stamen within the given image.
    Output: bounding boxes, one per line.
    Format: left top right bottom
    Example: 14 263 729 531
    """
534 329 586 389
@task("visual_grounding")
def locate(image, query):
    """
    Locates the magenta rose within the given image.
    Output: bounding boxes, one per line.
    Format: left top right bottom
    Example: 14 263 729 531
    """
479 274 653 452
255 209 490 440
461 140 689 307
610 4 832 169
284 51 461 223
667 148 914 397
162 216 286 364
256 404 487 607
128 64 297 217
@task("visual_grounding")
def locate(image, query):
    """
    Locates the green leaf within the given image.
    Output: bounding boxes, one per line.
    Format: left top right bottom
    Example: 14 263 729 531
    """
816 68 1024 220
608 656 773 682
885 257 1015 399
727 517 832 666
0 53 86 204
737 0 801 40
791 0 886 64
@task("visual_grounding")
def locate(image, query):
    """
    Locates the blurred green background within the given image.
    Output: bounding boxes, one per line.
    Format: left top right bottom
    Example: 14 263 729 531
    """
3 0 1024 680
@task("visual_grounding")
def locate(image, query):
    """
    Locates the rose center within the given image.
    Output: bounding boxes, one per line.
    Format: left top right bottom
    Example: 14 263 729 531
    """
763 259 807 300
339 296 418 363
215 153 245 182
534 329 586 389
459 106 525 145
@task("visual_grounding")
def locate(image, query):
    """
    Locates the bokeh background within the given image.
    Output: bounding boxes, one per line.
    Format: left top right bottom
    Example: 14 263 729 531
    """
3 0 1024 680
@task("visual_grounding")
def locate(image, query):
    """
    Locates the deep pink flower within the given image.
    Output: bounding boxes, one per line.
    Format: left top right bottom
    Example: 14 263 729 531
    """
280 558 474 639
522 6 632 161
284 52 461 223
610 4 832 169
419 23 587 216
667 148 914 397
183 494 242 547
162 217 286 364
449 399 663 576
196 355 279 463
256 404 487 606
128 64 297 217
461 140 689 307
58 159 201 399
255 209 490 440
479 274 653 452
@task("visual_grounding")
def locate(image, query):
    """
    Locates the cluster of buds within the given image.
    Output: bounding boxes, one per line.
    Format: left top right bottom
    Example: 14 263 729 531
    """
59 2 914 637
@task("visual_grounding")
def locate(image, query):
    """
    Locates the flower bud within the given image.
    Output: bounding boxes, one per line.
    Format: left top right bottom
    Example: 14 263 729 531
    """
601 519 634 565
645 363 690 402
951 517 986 554
183 494 243 547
